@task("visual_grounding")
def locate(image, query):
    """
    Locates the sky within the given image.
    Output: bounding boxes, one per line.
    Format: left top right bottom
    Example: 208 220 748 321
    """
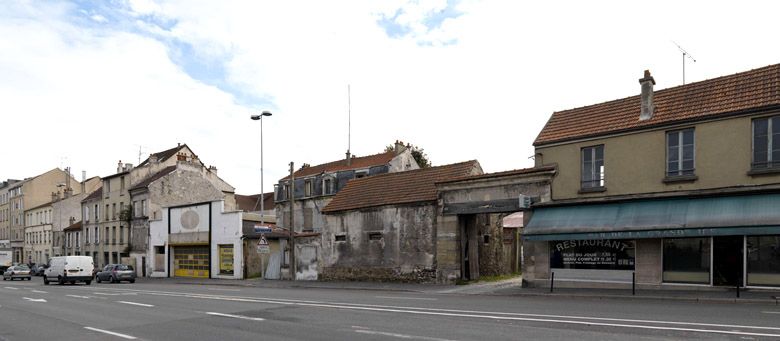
2 0 780 195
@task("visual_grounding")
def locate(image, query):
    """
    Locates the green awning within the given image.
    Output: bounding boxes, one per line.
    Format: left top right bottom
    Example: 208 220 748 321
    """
524 193 780 241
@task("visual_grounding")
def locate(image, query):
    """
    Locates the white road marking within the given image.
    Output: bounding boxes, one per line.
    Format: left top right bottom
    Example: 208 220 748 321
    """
207 288 241 292
93 292 122 296
354 329 456 341
117 301 154 307
762 311 780 314
375 296 437 301
31 290 48 294
75 286 780 337
205 312 265 321
66 295 91 299
3 286 19 290
84 327 137 340
22 297 47 303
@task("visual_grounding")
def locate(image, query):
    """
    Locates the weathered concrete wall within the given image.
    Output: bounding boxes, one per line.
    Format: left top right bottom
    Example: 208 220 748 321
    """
295 236 320 281
439 180 552 207
321 204 437 282
477 213 517 277
148 169 226 220
636 238 662 285
275 197 333 232
522 240 550 284
435 214 460 283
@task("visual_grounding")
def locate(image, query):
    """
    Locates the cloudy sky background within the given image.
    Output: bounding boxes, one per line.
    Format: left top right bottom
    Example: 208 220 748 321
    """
2 1 780 194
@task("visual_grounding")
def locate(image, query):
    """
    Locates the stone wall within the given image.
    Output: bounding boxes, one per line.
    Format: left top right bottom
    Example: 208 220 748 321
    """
636 238 662 285
321 204 437 282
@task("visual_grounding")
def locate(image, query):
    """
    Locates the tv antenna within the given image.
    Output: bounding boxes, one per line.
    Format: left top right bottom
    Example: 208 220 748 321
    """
673 41 696 85
347 84 351 157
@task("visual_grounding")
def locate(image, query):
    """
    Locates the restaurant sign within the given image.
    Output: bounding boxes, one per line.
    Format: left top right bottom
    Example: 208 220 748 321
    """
550 239 635 270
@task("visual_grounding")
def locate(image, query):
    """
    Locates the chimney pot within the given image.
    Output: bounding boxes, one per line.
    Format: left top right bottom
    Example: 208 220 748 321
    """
639 70 656 120
345 151 352 166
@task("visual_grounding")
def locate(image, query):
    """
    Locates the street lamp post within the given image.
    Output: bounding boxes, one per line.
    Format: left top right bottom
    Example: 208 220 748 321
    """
250 111 273 225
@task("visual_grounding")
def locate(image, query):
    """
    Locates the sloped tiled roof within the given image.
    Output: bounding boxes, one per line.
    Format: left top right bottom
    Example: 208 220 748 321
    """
436 165 557 185
64 221 82 232
236 193 275 212
138 144 187 167
129 166 177 191
534 64 780 146
82 187 103 203
281 151 397 180
322 160 481 213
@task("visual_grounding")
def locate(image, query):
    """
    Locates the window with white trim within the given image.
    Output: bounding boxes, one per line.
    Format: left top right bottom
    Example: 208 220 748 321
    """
667 128 695 176
581 145 605 189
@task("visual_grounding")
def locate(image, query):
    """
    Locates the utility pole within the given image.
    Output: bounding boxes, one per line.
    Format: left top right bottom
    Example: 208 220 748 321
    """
288 161 295 280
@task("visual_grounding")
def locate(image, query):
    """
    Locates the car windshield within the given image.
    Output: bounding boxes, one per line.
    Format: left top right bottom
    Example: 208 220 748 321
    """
116 265 133 271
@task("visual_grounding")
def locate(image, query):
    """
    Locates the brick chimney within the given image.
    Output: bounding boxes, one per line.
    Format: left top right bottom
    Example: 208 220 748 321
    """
639 70 656 121
345 150 351 166
394 140 407 155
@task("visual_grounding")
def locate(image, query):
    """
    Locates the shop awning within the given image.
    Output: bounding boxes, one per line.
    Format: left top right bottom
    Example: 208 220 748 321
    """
524 193 780 241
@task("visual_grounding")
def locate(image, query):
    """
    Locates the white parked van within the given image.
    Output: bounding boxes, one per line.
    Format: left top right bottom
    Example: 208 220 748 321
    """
43 256 94 285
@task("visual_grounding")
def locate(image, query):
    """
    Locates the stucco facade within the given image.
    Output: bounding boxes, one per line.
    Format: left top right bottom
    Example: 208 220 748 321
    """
536 113 780 201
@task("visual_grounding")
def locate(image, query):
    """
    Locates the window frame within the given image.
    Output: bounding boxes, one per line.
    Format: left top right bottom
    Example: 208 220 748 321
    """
580 144 605 190
665 128 696 178
751 115 780 171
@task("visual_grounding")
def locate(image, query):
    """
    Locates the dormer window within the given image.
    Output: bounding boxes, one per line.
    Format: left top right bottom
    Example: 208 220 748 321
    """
304 179 313 197
323 178 334 195
355 170 369 179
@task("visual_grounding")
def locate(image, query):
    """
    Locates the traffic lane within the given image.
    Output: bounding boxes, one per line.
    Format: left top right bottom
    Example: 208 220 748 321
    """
64 285 779 340
98 281 780 332
0 303 110 341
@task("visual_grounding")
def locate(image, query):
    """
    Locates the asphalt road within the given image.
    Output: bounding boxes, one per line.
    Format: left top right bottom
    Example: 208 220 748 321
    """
1 278 779 341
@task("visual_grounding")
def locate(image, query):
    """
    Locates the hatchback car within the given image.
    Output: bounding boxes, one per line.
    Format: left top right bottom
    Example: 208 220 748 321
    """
3 265 32 281
95 264 136 283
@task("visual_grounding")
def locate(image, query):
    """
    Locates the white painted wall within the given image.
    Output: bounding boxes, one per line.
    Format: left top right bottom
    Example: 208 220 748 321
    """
147 200 243 279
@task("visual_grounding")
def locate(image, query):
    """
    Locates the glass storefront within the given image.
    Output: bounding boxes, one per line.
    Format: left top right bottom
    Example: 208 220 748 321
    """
747 235 780 287
663 237 710 284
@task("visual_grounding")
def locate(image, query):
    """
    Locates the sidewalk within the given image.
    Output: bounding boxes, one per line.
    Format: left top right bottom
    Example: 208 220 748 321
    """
138 276 780 304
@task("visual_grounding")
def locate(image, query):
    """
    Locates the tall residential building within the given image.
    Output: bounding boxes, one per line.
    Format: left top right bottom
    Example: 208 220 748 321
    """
8 168 81 264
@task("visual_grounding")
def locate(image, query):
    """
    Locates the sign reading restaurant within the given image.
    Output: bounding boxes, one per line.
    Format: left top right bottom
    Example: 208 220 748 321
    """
550 239 635 270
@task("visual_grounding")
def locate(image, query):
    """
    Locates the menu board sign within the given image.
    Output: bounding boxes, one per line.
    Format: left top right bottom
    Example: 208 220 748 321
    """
550 239 635 270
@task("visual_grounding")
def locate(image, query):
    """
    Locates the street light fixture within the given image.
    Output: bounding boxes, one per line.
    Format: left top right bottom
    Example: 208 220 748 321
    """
250 111 272 227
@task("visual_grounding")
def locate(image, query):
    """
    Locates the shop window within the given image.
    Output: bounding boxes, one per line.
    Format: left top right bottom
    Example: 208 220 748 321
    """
663 237 710 284
219 244 234 275
747 235 780 286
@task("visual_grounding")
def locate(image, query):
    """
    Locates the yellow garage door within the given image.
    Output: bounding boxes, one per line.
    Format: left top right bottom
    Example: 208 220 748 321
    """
173 246 209 278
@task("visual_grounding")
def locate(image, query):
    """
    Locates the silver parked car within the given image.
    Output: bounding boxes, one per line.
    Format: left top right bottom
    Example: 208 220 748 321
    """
3 265 32 281
95 264 136 283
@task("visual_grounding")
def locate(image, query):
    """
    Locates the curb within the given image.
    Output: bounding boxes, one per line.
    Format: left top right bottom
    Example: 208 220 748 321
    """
486 291 780 305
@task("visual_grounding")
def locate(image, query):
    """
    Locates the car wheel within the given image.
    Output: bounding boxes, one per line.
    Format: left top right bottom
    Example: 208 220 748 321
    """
96 276 101 283
129 279 135 284
58 276 64 285
85 280 91 285
43 276 49 285
69 280 75 285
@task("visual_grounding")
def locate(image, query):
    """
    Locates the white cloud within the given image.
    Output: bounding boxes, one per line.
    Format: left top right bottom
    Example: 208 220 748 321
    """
3 0 780 195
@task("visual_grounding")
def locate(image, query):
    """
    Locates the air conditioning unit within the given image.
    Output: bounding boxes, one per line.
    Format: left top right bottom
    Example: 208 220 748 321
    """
518 195 532 209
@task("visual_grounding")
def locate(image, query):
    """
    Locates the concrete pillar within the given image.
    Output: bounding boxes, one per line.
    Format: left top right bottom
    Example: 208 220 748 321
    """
635 238 662 285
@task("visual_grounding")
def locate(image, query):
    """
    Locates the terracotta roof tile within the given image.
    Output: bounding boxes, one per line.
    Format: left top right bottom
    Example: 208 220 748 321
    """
322 160 481 213
534 64 780 146
64 221 82 232
281 151 397 180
